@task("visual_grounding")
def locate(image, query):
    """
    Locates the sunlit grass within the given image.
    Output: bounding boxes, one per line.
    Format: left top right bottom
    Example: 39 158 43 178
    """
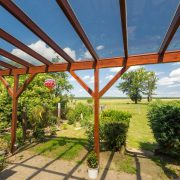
30 136 87 161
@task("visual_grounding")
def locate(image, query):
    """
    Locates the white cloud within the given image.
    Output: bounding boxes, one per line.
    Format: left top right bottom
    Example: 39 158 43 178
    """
109 66 143 73
83 75 90 80
171 62 180 66
69 77 75 82
158 77 174 85
63 47 76 59
79 89 83 93
158 68 180 86
169 68 180 78
11 40 76 64
88 76 94 84
155 72 164 76
168 84 180 88
128 65 143 71
110 67 122 72
96 45 104 50
84 50 92 59
105 75 114 80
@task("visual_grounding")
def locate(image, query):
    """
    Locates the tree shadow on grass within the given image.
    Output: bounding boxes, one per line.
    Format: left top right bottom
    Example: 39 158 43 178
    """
139 142 180 179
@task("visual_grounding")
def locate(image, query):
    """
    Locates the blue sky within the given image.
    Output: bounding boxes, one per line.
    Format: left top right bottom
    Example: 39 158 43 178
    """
0 0 180 97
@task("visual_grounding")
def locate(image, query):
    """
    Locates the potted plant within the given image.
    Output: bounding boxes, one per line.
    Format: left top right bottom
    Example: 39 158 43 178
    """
87 151 99 179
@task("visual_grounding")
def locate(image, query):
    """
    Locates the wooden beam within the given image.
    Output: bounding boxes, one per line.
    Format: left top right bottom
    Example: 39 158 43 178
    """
10 74 19 153
99 66 129 97
56 0 99 61
0 29 52 66
70 71 94 97
16 73 37 98
94 67 100 159
0 75 13 97
0 51 179 76
0 0 74 63
119 0 128 59
0 60 17 69
159 4 180 56
0 48 34 67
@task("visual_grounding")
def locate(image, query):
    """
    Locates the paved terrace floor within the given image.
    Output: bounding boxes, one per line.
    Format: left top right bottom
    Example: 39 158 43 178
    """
0 146 171 180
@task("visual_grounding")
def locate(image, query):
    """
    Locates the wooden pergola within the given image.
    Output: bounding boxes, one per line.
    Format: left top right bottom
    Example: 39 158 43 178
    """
0 0 180 158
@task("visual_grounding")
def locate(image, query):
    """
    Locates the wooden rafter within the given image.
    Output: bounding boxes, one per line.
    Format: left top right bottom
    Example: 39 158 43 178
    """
56 0 99 61
0 60 17 69
0 75 13 97
0 0 74 63
0 51 179 76
159 4 180 56
69 70 94 97
119 0 128 59
0 48 34 67
99 66 129 97
0 29 52 66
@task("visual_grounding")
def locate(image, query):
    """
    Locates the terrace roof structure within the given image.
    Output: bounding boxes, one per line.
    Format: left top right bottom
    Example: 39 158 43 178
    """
0 0 180 157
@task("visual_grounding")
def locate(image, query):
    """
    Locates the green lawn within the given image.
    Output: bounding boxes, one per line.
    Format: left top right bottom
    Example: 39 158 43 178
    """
30 136 87 161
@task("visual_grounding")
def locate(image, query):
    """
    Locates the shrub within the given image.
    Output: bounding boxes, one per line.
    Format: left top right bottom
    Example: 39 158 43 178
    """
33 128 45 141
86 110 131 151
50 126 57 136
101 110 131 150
0 121 9 133
66 109 76 124
66 103 93 125
147 101 180 157
87 98 93 104
0 138 8 151
0 155 5 171
87 151 98 168
16 128 24 146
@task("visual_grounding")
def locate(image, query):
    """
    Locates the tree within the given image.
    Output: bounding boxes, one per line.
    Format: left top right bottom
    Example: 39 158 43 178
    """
144 72 157 102
117 68 157 104
0 71 73 140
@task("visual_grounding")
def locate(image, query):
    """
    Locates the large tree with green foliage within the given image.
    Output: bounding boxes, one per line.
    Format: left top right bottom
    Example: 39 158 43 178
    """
117 68 157 104
0 71 73 136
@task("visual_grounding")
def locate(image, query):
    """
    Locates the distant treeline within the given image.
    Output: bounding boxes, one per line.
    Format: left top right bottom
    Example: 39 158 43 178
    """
74 97 180 100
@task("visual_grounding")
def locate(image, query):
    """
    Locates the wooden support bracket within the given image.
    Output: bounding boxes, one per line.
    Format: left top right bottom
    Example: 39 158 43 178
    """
0 75 13 97
69 70 94 97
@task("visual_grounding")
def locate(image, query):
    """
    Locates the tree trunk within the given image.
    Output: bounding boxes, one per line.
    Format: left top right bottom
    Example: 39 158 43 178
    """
135 99 138 104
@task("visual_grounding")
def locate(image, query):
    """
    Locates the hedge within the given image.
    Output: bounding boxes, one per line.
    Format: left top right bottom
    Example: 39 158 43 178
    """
86 110 131 151
147 101 180 157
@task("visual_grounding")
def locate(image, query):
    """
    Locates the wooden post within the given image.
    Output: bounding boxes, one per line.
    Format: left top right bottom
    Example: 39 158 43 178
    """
94 67 100 160
10 74 19 153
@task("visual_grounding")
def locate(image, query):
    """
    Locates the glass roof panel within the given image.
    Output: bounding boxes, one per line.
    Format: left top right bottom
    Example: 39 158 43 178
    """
168 28 180 51
13 0 92 61
0 39 43 66
0 5 72 64
126 0 179 55
69 0 124 58
0 57 21 68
